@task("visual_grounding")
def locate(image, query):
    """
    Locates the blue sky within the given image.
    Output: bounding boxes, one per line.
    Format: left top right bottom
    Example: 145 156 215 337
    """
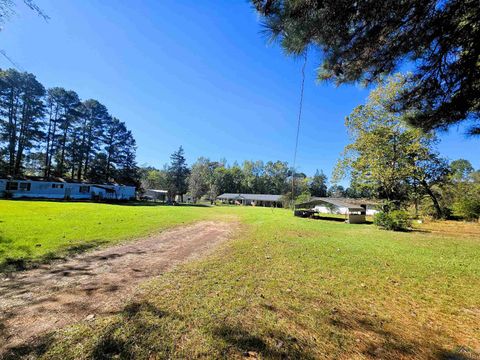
1 0 478 183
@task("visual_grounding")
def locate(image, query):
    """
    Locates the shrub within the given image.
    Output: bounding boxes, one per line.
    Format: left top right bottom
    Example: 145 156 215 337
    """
453 197 480 221
374 210 411 231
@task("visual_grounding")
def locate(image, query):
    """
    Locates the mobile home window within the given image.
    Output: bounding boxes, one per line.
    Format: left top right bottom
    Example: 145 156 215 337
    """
52 184 64 189
6 181 18 191
19 182 31 191
79 185 90 193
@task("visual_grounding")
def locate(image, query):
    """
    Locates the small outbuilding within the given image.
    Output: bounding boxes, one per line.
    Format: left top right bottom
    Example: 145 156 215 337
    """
294 197 375 224
145 189 168 202
217 193 283 207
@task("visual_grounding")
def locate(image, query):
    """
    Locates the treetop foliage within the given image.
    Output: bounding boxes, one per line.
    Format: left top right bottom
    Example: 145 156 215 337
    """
0 68 139 185
252 0 480 135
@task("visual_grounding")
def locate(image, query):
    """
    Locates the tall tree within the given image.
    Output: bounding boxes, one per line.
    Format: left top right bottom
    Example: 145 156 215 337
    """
0 69 45 177
0 68 138 185
450 159 474 182
334 75 449 217
102 117 131 182
253 0 480 135
53 90 80 177
309 169 328 197
75 99 108 180
264 160 289 194
115 130 139 186
327 185 345 198
44 87 80 178
140 166 168 191
188 157 212 202
167 146 189 200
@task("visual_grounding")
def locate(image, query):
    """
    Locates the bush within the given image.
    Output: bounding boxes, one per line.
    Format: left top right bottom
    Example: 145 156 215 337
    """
374 210 411 231
453 197 480 221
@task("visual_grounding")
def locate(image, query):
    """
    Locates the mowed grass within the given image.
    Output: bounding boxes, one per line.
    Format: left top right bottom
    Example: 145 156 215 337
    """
0 200 223 270
3 203 478 359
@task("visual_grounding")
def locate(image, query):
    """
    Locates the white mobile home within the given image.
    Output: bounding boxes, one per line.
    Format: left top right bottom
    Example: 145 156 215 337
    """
0 179 136 201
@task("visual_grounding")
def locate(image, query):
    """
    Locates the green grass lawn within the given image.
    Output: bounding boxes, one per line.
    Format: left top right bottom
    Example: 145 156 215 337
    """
2 201 480 359
0 200 224 270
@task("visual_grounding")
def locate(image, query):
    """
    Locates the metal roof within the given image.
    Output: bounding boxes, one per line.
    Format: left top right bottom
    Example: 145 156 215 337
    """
146 189 168 194
296 197 365 211
217 193 283 202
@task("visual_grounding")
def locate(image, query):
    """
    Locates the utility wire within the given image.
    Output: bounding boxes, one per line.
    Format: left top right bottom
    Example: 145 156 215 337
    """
0 49 24 71
291 51 307 210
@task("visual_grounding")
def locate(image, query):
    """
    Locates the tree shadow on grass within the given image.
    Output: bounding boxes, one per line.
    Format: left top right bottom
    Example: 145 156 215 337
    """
90 301 184 359
435 347 480 360
212 322 317 359
329 308 478 359
109 201 211 208
1 300 180 359
0 240 108 273
1 334 54 360
1 198 210 208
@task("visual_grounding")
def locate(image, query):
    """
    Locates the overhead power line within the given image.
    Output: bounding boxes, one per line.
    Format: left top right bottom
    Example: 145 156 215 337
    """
290 51 307 209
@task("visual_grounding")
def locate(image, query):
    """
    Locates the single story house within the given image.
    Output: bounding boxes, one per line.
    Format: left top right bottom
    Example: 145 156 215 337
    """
217 193 283 207
294 197 379 224
0 179 136 200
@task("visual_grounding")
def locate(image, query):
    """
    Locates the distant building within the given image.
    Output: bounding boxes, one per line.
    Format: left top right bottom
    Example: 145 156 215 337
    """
217 193 283 207
144 189 168 202
0 178 136 200
175 194 194 203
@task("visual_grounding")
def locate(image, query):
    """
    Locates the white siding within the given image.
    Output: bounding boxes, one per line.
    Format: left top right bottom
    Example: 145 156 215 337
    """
0 180 135 200
314 205 349 215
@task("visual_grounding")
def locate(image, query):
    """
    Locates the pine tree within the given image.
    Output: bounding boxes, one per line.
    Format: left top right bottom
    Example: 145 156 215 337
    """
253 0 480 135
0 69 45 177
75 99 108 180
44 87 80 178
167 146 189 201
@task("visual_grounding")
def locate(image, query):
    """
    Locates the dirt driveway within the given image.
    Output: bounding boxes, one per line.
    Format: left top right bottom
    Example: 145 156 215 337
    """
0 221 236 355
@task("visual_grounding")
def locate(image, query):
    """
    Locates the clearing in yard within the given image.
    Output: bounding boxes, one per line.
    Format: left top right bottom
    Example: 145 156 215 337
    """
0 201 479 359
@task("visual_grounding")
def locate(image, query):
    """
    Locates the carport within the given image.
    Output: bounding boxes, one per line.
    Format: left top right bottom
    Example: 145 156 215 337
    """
294 197 367 224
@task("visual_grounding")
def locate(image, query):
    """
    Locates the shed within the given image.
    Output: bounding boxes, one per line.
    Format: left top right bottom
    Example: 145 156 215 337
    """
145 189 168 202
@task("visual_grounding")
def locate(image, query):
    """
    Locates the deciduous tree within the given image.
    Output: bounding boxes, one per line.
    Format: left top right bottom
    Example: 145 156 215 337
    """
334 75 449 217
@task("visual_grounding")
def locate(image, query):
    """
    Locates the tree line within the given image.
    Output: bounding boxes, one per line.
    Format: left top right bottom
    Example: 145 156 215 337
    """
140 146 367 206
141 147 334 204
0 68 139 185
141 76 480 221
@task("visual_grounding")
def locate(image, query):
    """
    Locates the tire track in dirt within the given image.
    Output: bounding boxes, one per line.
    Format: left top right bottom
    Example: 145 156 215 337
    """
0 221 237 354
